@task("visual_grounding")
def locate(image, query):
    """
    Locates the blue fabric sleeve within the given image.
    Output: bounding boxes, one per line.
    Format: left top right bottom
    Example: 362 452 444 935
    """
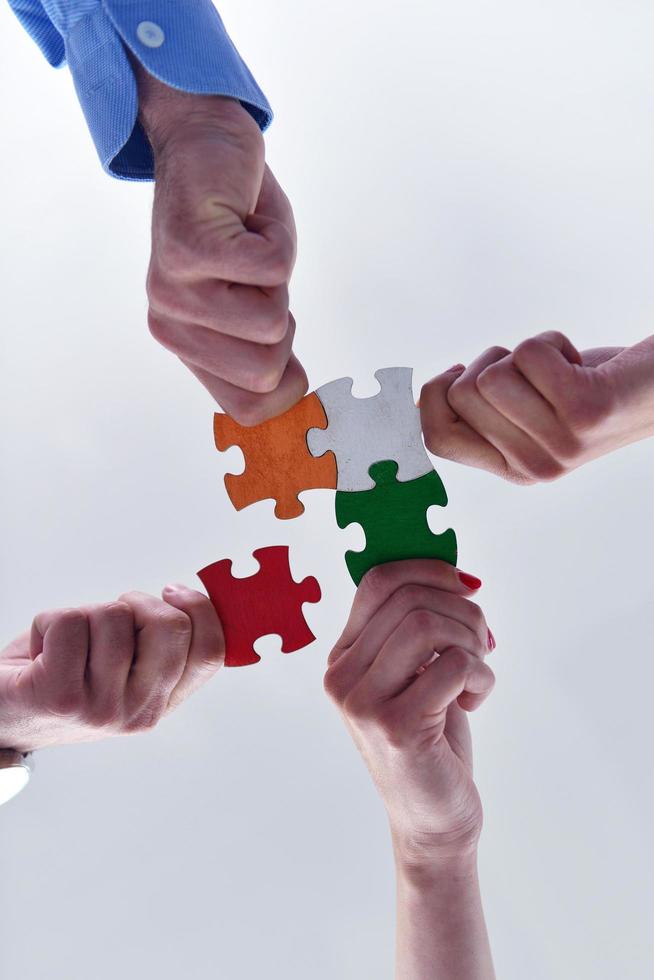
7 0 273 181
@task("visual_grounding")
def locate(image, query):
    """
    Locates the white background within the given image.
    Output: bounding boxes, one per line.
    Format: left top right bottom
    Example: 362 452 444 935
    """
1 2 654 977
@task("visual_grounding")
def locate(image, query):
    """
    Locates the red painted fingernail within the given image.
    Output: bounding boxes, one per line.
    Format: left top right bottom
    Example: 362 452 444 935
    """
488 629 496 651
458 572 482 590
448 363 466 373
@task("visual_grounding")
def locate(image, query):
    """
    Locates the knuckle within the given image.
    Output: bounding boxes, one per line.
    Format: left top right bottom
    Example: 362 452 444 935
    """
446 374 474 411
445 646 473 676
265 238 294 284
251 356 287 394
52 608 87 635
551 431 584 465
147 311 175 349
323 664 343 703
126 705 163 734
486 345 511 360
359 562 394 598
258 304 289 345
393 583 426 610
97 601 133 632
466 601 486 631
522 454 567 482
86 700 121 730
475 362 504 397
513 337 544 365
404 607 436 636
146 265 177 315
342 690 373 723
155 606 192 643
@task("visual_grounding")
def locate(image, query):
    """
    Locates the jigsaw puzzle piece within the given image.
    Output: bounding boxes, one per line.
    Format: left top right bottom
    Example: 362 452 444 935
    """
307 367 432 492
335 460 458 585
214 394 337 519
197 546 321 667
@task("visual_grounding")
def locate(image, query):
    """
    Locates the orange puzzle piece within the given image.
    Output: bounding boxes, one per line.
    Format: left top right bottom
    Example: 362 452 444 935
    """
214 393 337 519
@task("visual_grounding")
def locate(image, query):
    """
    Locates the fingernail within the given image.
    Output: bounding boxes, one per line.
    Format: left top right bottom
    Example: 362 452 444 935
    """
448 363 466 373
458 572 483 590
488 629 496 651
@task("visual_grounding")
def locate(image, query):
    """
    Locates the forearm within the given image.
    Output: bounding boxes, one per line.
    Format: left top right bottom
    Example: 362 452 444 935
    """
394 847 495 980
130 54 260 157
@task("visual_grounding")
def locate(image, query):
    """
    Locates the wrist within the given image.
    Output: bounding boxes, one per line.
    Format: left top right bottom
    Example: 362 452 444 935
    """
130 56 259 156
392 828 480 886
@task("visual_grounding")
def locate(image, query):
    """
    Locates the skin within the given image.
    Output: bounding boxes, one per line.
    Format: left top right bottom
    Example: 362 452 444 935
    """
0 585 224 754
133 62 307 425
420 331 654 484
325 560 496 980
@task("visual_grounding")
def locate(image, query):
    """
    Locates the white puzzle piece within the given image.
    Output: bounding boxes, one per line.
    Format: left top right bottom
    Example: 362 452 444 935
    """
307 367 432 491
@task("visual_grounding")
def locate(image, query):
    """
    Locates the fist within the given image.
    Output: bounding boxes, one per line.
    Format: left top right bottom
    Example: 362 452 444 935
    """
324 560 495 860
0 586 224 753
420 331 654 484
135 66 308 424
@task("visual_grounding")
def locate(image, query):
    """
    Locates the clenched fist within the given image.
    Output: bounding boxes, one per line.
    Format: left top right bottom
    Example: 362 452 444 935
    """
325 560 495 860
0 585 224 754
420 331 654 484
134 64 308 424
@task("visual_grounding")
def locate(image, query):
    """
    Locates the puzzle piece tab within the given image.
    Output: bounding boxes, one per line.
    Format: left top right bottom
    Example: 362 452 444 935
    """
197 546 321 667
214 394 337 520
335 460 458 585
307 367 432 492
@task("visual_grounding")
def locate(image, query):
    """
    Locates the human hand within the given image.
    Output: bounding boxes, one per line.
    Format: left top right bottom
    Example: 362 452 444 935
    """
420 331 654 483
0 585 224 754
135 66 307 424
324 560 495 864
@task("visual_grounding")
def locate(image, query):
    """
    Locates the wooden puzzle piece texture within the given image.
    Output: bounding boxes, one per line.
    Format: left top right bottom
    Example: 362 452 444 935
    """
335 460 458 585
307 367 432 492
197 546 321 667
214 393 337 520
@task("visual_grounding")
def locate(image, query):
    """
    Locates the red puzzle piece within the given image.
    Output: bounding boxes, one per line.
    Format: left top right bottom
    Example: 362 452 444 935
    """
197 546 321 667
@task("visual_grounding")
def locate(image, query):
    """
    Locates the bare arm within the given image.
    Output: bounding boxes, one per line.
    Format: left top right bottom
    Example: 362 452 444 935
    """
324 559 496 979
420 331 654 484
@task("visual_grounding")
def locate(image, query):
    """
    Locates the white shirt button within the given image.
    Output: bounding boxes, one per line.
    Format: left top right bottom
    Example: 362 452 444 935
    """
136 21 165 48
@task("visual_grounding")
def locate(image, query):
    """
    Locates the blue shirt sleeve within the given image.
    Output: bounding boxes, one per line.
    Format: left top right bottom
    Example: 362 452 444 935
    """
7 0 273 181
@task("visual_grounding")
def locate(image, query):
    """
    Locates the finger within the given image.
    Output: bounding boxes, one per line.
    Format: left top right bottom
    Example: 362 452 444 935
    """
84 602 135 716
148 269 291 344
254 167 297 268
118 592 191 725
30 608 89 697
160 585 225 712
420 365 507 474
359 609 489 702
511 332 583 408
335 583 488 678
148 309 295 394
448 347 561 482
396 647 495 718
476 355 569 451
335 560 483 653
185 352 309 424
162 211 295 288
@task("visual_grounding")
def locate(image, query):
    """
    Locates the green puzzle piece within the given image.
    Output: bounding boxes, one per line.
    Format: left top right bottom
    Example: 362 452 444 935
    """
335 460 458 585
